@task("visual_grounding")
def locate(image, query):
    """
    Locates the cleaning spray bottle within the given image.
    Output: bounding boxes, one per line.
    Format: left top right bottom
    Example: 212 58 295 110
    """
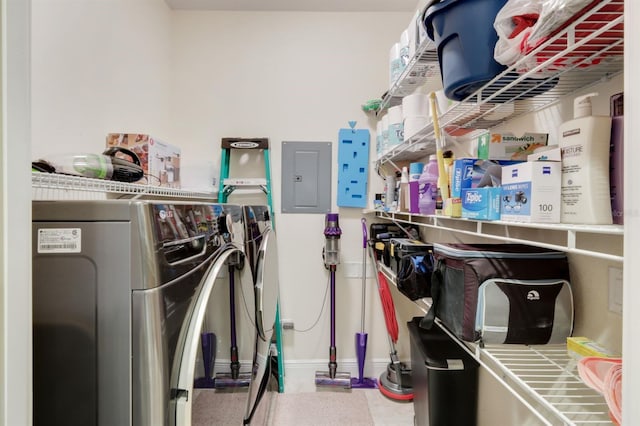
399 166 410 212
559 92 612 224
418 155 438 215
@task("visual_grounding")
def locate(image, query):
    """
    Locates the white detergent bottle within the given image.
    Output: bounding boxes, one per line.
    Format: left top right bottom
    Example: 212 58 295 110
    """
559 92 613 224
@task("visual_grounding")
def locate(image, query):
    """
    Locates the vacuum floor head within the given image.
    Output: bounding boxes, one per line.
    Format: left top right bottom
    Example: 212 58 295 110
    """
315 371 352 389
214 372 251 388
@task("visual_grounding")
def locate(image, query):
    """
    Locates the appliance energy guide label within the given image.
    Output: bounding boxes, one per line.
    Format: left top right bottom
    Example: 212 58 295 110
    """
37 228 81 253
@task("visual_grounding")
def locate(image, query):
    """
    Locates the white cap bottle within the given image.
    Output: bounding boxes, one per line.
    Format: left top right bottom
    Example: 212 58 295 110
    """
559 92 613 224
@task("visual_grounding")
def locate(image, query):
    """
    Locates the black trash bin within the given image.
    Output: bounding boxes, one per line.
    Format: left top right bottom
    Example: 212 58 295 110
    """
408 317 479 426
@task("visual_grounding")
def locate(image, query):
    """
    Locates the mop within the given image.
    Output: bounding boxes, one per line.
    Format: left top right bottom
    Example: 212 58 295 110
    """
315 213 352 389
351 218 377 389
193 331 216 388
214 263 251 388
364 219 414 400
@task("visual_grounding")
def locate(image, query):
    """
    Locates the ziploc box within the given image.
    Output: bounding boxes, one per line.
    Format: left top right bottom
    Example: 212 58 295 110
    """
501 161 561 223
461 187 501 220
106 133 181 188
451 158 521 198
478 132 549 161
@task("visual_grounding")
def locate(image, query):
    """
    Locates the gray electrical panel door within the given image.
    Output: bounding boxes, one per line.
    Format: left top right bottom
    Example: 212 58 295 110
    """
281 141 331 214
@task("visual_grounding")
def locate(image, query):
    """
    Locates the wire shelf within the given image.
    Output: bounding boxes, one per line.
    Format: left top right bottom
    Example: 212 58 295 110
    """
376 0 624 166
379 260 613 424
375 210 623 262
31 172 216 200
378 39 440 114
483 345 613 425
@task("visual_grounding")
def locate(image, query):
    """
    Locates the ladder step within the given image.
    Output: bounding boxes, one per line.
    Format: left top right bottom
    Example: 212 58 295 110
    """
223 178 267 186
222 138 269 150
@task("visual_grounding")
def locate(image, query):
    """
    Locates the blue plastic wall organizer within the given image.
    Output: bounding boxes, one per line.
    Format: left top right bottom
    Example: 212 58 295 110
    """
337 121 370 208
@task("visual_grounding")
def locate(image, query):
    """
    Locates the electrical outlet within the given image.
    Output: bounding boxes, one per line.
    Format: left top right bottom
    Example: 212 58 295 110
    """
281 319 294 330
608 267 623 315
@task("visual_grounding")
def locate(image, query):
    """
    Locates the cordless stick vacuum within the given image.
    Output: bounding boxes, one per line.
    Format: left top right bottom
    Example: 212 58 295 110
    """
315 213 352 389
215 262 251 388
351 218 377 389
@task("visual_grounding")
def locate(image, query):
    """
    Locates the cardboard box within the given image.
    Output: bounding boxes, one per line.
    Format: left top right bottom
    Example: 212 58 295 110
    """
501 161 561 223
461 187 501 220
106 133 181 188
451 158 520 198
567 337 619 359
527 146 562 162
478 132 548 161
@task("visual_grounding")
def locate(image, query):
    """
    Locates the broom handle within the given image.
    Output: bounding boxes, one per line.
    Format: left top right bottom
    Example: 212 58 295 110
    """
430 92 450 201
360 218 367 333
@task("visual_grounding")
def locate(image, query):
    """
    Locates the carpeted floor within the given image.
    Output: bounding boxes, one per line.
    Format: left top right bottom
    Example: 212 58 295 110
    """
270 390 374 425
192 389 383 425
192 390 248 426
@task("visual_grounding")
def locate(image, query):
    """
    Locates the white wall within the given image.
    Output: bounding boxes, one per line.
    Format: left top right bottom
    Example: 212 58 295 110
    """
31 0 172 160
170 10 421 380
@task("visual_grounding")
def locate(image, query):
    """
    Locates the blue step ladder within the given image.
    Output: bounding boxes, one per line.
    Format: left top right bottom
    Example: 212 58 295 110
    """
217 137 285 393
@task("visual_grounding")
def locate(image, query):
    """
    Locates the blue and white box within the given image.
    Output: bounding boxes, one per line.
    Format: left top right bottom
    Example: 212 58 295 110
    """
501 161 561 223
461 187 501 220
452 158 521 198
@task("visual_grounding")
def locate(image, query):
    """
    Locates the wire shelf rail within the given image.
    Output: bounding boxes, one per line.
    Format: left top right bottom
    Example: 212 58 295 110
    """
376 0 624 167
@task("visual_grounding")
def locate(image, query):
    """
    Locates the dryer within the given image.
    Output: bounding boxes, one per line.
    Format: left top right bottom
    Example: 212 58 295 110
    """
242 205 280 425
32 200 248 426
173 204 281 425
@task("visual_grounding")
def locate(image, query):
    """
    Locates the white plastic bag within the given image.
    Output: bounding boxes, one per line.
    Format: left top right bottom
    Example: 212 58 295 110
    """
493 0 592 73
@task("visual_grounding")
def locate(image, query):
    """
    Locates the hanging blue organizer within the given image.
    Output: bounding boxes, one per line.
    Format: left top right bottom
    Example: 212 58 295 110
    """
337 121 370 208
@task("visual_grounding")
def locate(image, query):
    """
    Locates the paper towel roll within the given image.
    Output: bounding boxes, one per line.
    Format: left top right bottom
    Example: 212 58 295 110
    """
400 29 410 67
388 105 404 148
404 116 430 141
381 114 390 155
388 105 403 125
435 89 457 116
402 93 430 119
376 120 384 158
389 43 402 88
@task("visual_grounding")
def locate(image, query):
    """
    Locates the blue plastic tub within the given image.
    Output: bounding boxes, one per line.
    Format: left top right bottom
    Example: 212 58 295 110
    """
424 0 508 101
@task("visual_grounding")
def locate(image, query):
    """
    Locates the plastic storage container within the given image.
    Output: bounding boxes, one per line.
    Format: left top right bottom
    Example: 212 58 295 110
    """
423 0 560 103
408 317 479 426
424 0 508 101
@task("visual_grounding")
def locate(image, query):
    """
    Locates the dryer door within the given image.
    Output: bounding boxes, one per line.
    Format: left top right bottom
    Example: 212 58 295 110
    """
244 227 280 425
171 246 246 426
253 228 280 342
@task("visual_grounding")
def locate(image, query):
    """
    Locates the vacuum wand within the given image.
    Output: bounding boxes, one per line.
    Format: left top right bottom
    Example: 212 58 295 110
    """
315 213 351 388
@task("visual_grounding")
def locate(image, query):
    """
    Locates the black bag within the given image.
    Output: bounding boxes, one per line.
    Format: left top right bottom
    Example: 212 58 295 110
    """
421 243 573 345
369 223 418 267
389 238 432 275
397 253 435 300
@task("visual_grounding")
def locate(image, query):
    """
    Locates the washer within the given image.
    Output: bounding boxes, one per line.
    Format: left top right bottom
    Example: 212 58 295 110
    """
32 200 246 426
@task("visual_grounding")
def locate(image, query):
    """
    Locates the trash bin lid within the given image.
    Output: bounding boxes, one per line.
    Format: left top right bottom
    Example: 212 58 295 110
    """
408 317 478 370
